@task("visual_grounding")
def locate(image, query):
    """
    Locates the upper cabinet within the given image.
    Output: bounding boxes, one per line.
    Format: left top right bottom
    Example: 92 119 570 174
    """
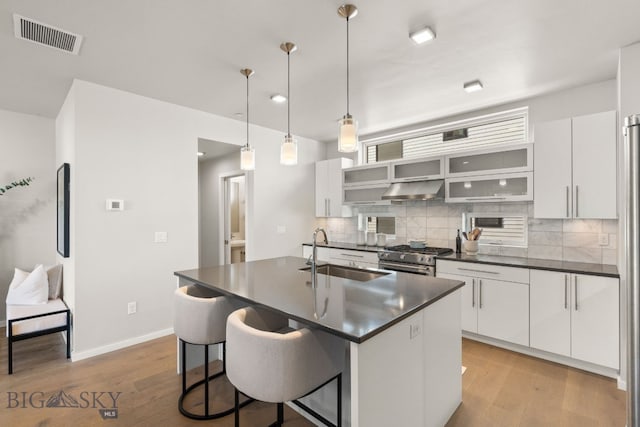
444 143 534 203
342 163 390 187
391 156 444 181
445 143 533 178
534 110 617 219
316 158 353 217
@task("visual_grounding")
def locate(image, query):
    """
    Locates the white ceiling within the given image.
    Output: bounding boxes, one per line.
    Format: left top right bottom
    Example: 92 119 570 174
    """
1 0 639 142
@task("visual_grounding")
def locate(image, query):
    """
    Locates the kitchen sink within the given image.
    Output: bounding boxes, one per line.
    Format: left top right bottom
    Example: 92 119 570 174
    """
300 264 390 282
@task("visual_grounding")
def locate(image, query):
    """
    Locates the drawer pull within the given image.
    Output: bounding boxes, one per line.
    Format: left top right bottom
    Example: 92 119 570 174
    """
458 267 500 275
340 253 364 258
471 279 476 308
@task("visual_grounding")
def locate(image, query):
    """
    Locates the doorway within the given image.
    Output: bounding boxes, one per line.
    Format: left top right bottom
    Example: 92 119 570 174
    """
223 174 246 264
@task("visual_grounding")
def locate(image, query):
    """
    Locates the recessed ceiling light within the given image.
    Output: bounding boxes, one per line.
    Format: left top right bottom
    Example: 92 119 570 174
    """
409 27 436 45
197 151 206 157
463 80 483 93
270 94 287 103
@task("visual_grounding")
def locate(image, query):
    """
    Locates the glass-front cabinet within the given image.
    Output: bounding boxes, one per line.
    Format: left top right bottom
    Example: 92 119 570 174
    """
445 172 533 203
391 156 444 181
342 184 390 205
342 163 390 187
445 143 533 178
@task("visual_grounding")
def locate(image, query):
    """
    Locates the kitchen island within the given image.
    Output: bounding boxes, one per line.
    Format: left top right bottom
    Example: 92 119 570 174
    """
175 256 464 427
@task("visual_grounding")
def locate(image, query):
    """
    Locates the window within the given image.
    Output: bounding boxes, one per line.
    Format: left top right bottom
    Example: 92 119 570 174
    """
463 213 528 247
365 216 396 235
365 108 528 164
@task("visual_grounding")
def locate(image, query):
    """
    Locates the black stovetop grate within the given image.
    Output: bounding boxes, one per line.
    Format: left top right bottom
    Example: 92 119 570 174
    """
385 245 453 255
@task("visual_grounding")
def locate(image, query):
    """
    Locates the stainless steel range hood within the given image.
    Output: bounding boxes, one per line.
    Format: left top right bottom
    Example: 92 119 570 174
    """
381 180 445 201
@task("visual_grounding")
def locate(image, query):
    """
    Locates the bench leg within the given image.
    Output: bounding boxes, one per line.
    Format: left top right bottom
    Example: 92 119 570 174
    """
8 321 13 375
66 310 71 359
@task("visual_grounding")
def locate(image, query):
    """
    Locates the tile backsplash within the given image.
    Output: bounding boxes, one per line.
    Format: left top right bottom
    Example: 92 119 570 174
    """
316 201 618 265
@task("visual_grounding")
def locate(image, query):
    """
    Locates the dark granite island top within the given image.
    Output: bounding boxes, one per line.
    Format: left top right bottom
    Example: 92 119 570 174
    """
174 256 463 344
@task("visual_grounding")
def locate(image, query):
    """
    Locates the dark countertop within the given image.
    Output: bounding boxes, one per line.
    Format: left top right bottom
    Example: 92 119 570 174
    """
436 253 619 278
302 241 383 252
175 256 464 344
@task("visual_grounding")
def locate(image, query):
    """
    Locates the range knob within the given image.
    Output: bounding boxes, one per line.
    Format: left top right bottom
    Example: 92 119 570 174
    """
419 256 426 263
400 254 406 260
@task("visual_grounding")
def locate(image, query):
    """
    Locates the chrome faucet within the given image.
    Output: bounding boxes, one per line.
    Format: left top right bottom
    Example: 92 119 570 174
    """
308 228 328 288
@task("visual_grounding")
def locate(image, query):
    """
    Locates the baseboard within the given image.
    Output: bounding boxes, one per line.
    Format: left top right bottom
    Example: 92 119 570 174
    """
618 377 627 391
71 328 174 362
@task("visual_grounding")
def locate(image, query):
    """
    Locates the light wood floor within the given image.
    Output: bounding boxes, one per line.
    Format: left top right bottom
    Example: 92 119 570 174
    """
0 330 625 426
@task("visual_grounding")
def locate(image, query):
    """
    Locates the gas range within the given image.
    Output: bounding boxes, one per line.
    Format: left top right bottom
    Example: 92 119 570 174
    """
378 245 453 276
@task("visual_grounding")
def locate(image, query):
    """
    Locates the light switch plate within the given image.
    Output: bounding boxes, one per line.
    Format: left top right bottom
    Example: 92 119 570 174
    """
155 231 168 243
277 225 286 234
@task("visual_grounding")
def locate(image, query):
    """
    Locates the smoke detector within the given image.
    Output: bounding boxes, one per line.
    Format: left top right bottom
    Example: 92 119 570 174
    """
13 14 83 55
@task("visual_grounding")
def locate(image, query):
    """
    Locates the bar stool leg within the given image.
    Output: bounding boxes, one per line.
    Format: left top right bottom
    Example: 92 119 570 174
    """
234 388 240 427
277 402 284 426
204 345 210 417
181 339 186 393
337 373 342 427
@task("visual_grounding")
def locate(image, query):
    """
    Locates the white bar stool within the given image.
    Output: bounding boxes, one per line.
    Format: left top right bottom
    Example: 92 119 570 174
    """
173 285 250 420
226 306 344 427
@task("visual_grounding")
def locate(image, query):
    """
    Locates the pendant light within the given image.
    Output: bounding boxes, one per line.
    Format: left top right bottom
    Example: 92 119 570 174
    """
240 68 255 170
337 4 359 153
280 42 298 165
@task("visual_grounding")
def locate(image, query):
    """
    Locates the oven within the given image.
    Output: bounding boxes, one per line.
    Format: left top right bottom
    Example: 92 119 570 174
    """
378 245 453 276
378 260 435 276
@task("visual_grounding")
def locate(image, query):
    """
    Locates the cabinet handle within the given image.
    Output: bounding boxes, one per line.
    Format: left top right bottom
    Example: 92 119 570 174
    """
340 253 364 258
574 275 579 311
566 186 570 218
564 275 568 309
459 267 499 275
464 197 507 201
479 279 483 309
471 279 476 308
575 185 579 217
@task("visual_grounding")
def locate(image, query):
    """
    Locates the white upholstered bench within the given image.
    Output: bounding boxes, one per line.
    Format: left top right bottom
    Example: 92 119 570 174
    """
5 265 71 374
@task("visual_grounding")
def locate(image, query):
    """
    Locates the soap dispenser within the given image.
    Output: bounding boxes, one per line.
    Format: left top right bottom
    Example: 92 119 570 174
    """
455 229 462 254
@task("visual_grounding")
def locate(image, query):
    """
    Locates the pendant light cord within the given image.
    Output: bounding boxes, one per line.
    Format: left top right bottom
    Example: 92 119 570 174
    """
346 16 350 116
245 74 249 149
287 51 291 137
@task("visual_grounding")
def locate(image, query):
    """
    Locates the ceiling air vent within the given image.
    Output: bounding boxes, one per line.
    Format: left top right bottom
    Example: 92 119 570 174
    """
13 14 83 55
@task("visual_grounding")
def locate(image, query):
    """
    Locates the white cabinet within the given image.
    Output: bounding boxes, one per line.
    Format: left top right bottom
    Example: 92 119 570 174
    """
443 143 534 203
342 163 390 187
445 172 533 203
530 270 619 369
437 261 530 346
534 110 617 219
302 245 379 269
391 156 444 182
341 163 391 205
316 158 353 217
445 143 533 178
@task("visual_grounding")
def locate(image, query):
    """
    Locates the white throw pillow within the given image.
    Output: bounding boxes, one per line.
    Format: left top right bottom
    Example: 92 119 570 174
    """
6 265 49 305
44 264 63 299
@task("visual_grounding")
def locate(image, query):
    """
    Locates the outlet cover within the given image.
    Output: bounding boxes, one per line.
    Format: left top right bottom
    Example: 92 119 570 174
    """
598 234 609 246
154 231 168 243
277 225 286 234
127 302 137 315
410 323 421 339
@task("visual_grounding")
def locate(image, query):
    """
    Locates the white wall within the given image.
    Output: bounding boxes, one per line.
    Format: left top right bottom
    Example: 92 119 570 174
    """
0 109 56 322
57 79 323 358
